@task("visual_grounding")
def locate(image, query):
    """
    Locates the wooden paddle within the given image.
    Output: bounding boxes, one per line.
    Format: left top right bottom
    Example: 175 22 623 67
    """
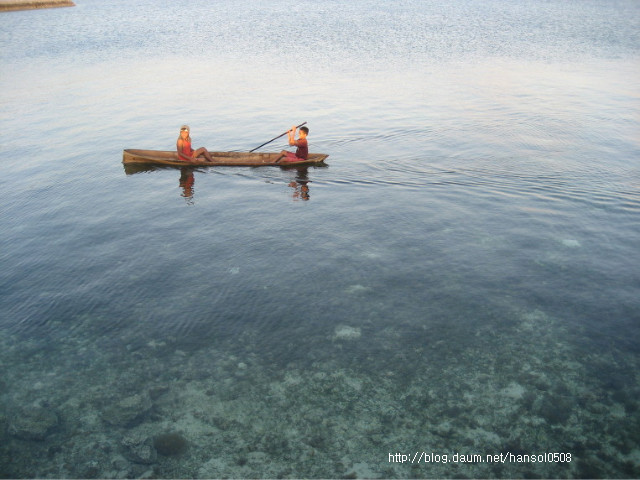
249 122 307 152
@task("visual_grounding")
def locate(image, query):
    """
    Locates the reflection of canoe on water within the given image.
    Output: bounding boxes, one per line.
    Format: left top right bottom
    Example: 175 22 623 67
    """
122 149 329 167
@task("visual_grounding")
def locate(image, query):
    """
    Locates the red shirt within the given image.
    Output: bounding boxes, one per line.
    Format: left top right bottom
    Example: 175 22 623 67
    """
294 138 308 160
180 139 194 159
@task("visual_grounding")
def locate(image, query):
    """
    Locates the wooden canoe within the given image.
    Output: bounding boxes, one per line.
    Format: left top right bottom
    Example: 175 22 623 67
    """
122 149 328 167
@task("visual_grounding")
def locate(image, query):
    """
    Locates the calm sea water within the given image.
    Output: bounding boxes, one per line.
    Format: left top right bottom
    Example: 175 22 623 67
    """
1 0 639 478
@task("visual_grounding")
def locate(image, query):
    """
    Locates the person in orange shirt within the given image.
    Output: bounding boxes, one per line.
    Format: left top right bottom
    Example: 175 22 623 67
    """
177 125 214 162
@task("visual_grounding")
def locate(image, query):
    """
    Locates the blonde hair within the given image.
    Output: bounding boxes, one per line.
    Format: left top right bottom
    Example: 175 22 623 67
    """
178 125 191 143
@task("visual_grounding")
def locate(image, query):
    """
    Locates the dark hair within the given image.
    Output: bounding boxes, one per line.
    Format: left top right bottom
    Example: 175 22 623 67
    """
300 126 309 135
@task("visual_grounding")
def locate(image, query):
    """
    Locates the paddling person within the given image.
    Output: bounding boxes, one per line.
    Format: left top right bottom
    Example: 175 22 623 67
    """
177 125 214 162
279 125 309 162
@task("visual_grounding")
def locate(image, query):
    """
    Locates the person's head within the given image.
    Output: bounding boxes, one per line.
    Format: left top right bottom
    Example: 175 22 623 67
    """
299 126 309 137
179 125 190 140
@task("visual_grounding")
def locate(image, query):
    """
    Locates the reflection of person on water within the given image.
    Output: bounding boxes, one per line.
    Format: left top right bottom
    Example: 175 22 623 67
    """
279 125 309 162
179 168 195 205
177 125 214 162
288 167 311 201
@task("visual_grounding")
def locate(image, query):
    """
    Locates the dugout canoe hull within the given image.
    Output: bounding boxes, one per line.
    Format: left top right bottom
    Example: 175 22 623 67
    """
122 149 328 167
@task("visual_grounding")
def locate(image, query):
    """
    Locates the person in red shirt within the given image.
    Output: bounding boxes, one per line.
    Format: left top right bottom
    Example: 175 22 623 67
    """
279 125 309 162
177 125 214 162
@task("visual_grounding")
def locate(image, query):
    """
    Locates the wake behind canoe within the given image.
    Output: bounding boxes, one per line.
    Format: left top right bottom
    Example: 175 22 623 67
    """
122 149 328 167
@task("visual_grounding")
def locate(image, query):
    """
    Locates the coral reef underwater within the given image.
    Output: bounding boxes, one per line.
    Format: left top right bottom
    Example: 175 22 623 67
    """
1 303 639 479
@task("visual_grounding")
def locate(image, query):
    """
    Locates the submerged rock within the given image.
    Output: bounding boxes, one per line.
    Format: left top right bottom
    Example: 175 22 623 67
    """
333 325 362 341
7 406 58 440
344 461 380 479
101 393 152 427
561 238 581 248
121 431 157 464
148 385 170 401
345 284 372 294
153 432 188 456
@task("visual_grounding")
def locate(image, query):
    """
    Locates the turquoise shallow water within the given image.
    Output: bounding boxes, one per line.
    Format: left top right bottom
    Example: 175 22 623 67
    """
1 0 639 478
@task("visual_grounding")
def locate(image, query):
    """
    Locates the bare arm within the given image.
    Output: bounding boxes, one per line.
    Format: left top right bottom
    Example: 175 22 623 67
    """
287 125 297 146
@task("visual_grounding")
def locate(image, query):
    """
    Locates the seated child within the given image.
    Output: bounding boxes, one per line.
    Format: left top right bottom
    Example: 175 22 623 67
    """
177 125 214 162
